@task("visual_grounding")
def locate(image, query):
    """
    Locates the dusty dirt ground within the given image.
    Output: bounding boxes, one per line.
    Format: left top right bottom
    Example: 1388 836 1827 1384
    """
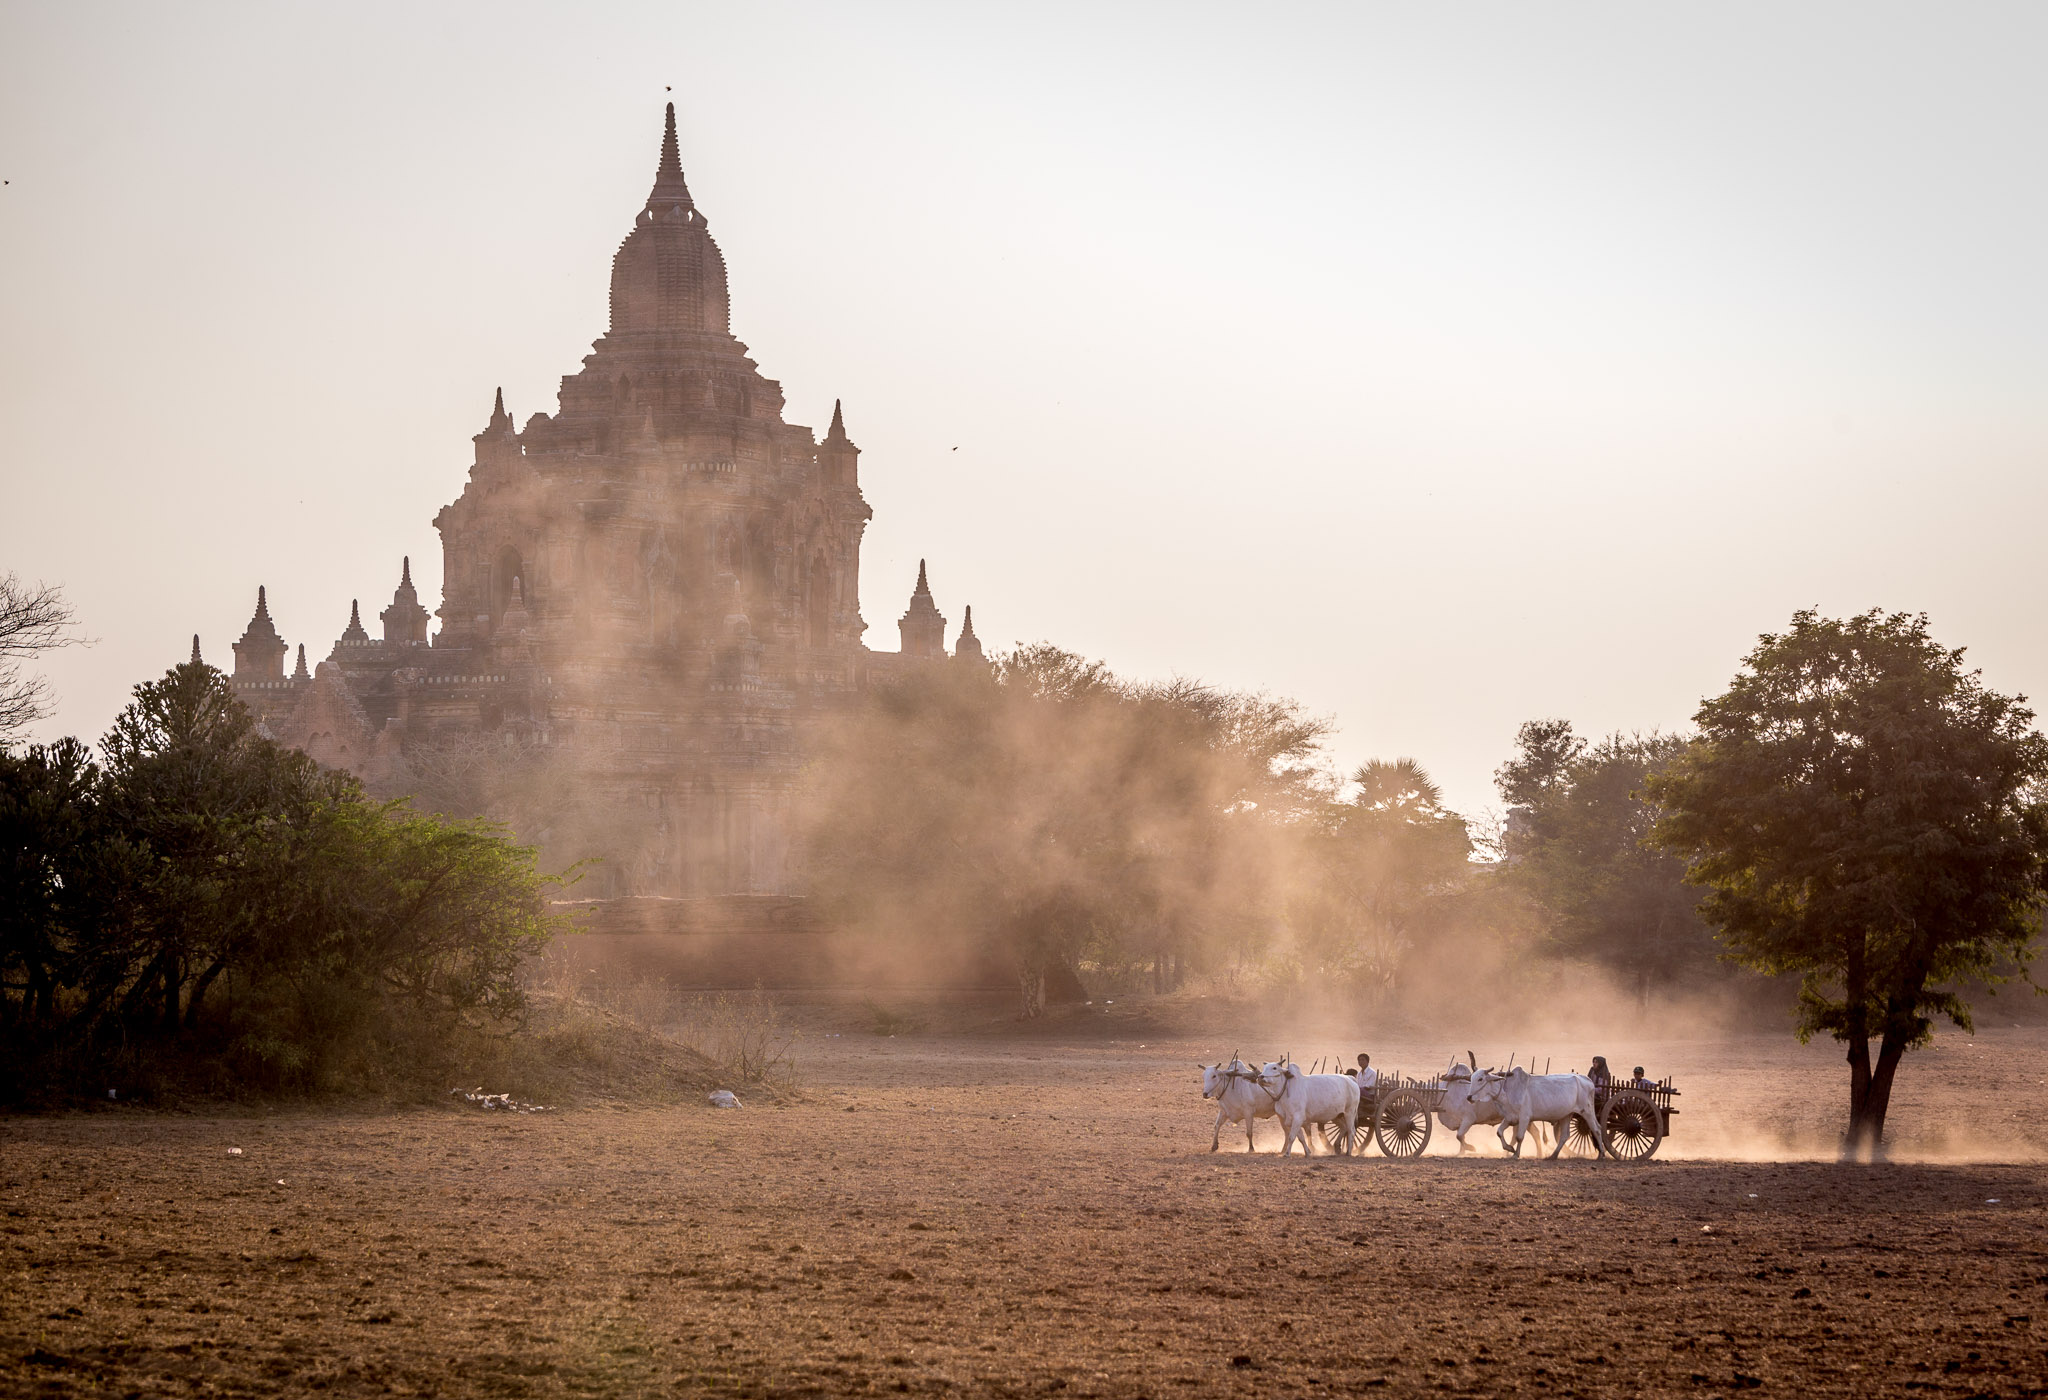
4 1024 2047 1398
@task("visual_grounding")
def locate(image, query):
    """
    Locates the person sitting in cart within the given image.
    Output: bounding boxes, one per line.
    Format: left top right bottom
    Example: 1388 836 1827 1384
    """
1630 1065 1653 1088
1587 1056 1613 1093
1353 1052 1378 1093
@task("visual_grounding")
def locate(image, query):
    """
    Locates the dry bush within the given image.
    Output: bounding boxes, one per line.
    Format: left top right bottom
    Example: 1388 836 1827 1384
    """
674 990 801 1093
524 945 801 1094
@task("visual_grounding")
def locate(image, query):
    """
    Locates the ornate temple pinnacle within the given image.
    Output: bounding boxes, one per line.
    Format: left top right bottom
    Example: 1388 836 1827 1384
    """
488 387 512 433
233 585 287 681
647 101 695 211
899 560 946 658
955 604 986 664
400 555 413 589
827 399 846 442
190 634 201 665
660 102 681 178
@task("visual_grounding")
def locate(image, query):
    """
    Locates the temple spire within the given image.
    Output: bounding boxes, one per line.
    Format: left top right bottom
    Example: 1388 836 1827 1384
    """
660 102 682 177
955 605 986 665
898 560 946 658
341 598 369 644
487 387 512 433
232 586 287 681
292 644 309 683
381 558 430 646
646 102 696 211
190 634 202 665
817 398 860 487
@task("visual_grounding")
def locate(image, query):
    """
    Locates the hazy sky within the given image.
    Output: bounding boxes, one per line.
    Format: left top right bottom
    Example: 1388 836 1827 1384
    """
4 3 2047 817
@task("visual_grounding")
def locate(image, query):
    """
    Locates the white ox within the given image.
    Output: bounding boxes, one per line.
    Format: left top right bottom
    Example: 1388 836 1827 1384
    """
1256 1061 1361 1158
1199 1059 1278 1152
1466 1066 1606 1159
1435 1059 1511 1154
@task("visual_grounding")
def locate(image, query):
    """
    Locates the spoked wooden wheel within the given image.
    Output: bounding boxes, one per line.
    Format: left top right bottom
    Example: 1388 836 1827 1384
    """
1600 1090 1663 1161
1322 1118 1373 1156
1374 1089 1433 1159
1557 1113 1603 1159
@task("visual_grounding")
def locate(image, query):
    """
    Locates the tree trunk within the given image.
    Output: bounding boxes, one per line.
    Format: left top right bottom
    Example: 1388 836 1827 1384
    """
184 958 228 1030
1861 1026 1911 1159
117 949 174 1025
1018 966 1044 1019
1842 935 1874 1160
161 954 183 1034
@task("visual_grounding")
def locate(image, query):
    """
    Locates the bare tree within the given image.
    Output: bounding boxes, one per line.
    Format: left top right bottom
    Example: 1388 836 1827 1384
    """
0 574 82 738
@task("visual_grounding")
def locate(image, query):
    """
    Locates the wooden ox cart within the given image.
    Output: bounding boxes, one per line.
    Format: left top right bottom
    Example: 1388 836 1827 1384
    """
1315 1062 1681 1161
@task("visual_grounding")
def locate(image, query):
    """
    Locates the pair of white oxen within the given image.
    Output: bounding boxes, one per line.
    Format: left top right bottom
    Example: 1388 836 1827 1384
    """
1198 1056 1606 1159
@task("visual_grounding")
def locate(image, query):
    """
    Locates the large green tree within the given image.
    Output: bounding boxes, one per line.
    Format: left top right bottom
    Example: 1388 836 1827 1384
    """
1496 721 1716 1002
1647 609 2048 1156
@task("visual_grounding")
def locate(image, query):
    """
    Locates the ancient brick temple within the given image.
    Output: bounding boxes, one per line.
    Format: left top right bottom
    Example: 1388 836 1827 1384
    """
203 106 985 898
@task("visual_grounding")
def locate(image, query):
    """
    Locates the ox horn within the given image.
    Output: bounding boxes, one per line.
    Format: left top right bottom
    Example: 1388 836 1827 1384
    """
1467 1050 1477 1071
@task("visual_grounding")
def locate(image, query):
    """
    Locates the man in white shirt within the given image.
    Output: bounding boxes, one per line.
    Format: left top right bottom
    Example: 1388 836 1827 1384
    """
1354 1052 1379 1091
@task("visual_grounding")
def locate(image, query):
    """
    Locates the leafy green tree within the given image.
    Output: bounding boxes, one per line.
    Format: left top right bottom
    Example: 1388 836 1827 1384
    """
1496 722 1716 1002
0 737 103 1025
1647 609 2048 1157
1 659 567 1099
1290 759 1470 997
94 661 347 1033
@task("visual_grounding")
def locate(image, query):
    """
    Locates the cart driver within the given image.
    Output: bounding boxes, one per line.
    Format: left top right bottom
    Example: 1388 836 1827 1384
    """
1354 1053 1379 1094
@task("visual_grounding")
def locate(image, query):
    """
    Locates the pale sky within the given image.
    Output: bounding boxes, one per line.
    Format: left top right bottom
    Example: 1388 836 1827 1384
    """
4 3 2046 817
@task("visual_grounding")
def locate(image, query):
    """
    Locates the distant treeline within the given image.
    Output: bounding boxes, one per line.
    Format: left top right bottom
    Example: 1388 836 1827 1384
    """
798 644 1744 1017
0 662 564 1103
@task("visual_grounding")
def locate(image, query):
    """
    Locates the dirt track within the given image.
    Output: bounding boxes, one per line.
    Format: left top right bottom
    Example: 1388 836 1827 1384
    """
4 1029 2047 1398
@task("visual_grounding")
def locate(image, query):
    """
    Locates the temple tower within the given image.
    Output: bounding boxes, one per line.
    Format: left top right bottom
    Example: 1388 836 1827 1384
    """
231 587 287 681
898 560 947 658
380 557 431 645
955 605 985 665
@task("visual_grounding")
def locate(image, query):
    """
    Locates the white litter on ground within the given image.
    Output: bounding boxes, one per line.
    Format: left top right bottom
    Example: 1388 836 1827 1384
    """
227 1147 243 1156
451 1087 552 1113
708 1089 743 1109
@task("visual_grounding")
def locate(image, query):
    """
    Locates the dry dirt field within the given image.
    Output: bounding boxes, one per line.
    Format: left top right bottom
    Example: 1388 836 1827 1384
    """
4 1023 2047 1399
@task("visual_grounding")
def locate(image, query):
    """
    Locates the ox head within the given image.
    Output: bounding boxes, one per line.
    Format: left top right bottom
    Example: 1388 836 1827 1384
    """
1464 1066 1523 1105
1201 1055 1254 1099
1255 1059 1298 1093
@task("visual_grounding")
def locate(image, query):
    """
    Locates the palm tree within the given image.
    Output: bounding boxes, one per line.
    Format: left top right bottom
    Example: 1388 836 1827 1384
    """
1349 757 1443 815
